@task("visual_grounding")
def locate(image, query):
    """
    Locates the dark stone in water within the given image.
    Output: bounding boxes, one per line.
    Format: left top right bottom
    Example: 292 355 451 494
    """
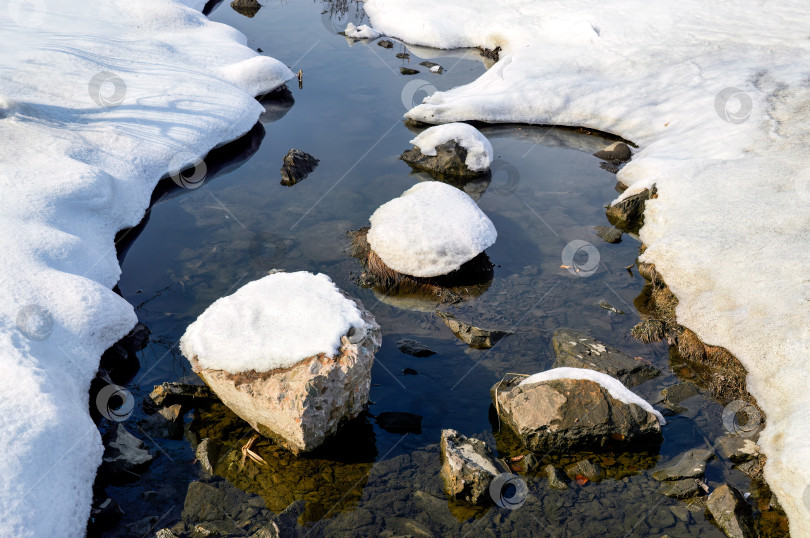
606 185 656 233
565 459 603 483
400 67 420 75
145 382 217 412
593 225 623 244
280 149 319 186
87 495 124 536
377 39 394 48
140 403 185 440
419 61 440 68
396 338 436 357
659 478 702 499
652 448 713 481
541 464 569 490
98 322 149 386
402 367 419 376
594 141 632 162
715 434 760 463
230 0 260 18
375 411 422 434
552 328 660 387
597 299 625 314
706 484 756 538
401 139 488 179
437 311 513 349
396 52 410 59
98 424 154 484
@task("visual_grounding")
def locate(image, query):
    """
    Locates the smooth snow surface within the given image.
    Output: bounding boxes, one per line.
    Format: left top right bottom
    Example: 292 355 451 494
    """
366 0 810 531
520 368 665 425
344 22 381 40
0 1 293 536
366 182 497 278
181 272 369 373
409 123 493 172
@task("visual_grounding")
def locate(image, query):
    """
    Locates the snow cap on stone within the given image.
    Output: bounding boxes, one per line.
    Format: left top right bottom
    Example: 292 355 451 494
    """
181 272 369 373
410 123 494 172
366 181 497 278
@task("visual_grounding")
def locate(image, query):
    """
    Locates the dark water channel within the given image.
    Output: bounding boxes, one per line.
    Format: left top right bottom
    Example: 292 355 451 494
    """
99 1 768 536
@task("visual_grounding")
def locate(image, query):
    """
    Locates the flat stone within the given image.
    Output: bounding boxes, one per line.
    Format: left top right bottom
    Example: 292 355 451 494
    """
396 338 436 357
659 382 699 405
541 464 569 490
492 376 662 453
565 459 603 483
439 429 500 505
659 478 702 499
437 311 513 349
195 438 221 475
652 448 713 481
594 141 632 162
706 484 756 538
552 328 660 387
715 434 760 463
594 225 623 244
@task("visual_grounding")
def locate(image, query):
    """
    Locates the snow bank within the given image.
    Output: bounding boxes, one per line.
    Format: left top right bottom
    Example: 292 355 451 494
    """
0 1 293 536
520 368 665 425
180 272 369 373
365 0 810 531
344 22 381 40
410 123 493 172
367 182 497 277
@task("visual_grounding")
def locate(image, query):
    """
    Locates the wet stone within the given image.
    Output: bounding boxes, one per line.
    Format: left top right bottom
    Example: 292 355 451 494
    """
98 424 154 484
439 429 500 505
195 438 221 475
551 328 660 387
146 382 216 411
140 403 185 439
437 311 513 349
280 148 319 186
594 141 632 162
396 52 410 59
597 299 625 314
659 478 702 499
715 434 759 463
652 448 713 481
593 225 623 244
606 186 656 233
541 464 569 490
658 382 699 406
400 67 420 75
706 484 756 538
401 139 489 179
565 459 603 483
396 338 436 357
377 39 394 48
230 0 261 18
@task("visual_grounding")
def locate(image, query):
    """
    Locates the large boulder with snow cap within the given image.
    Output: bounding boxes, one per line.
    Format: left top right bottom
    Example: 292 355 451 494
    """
401 123 494 178
366 181 497 278
180 272 381 454
491 368 664 453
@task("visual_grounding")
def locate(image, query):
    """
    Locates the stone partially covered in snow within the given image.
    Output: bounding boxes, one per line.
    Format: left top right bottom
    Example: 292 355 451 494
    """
366 182 497 278
344 22 381 40
491 368 664 453
180 272 381 453
401 123 494 177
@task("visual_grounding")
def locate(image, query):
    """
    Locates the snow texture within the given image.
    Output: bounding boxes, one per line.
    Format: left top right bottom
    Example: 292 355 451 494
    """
520 368 666 425
344 22 381 40
181 272 370 374
0 1 293 536
410 123 493 172
366 181 497 278
366 0 810 531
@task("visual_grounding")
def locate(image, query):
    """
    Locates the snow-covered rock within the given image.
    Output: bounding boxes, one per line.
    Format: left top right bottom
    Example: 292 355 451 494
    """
364 1 810 531
366 182 497 278
181 272 381 453
492 368 664 453
0 1 293 535
402 123 494 177
344 22 381 40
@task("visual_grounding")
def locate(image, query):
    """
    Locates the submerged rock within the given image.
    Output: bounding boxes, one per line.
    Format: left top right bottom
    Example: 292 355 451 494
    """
565 459 604 483
396 338 436 357
551 328 660 387
280 148 319 186
439 429 500 505
98 424 154 483
594 141 632 162
597 299 625 314
706 484 756 538
181 272 382 454
652 448 713 481
715 434 760 463
491 373 663 453
660 478 703 499
593 224 623 244
140 403 184 440
541 464 569 490
437 311 512 349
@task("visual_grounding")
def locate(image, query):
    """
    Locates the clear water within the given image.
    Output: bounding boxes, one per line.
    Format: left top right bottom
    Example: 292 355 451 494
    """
103 1 773 536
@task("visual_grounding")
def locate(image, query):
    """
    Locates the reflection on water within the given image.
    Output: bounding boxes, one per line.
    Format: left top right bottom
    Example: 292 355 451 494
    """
103 1 775 536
